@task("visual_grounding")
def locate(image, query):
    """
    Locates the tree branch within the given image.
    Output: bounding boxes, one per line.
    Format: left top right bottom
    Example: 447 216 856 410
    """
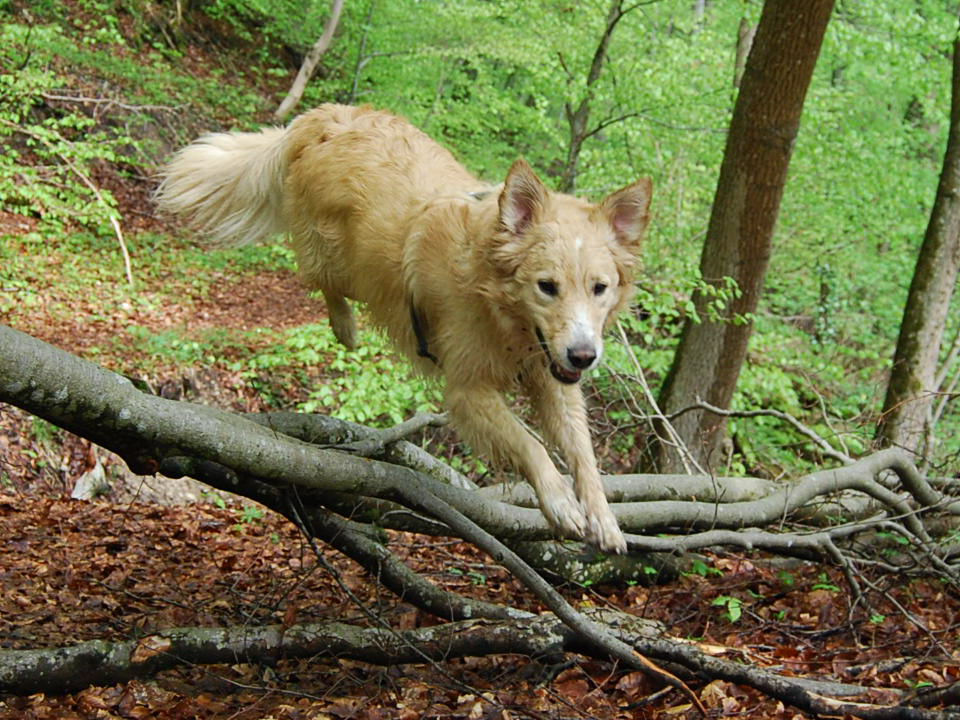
4 612 957 719
5 324 960 714
680 398 855 465
274 0 345 121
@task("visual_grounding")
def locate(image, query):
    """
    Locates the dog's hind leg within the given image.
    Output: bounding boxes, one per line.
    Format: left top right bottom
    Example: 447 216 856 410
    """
321 289 358 349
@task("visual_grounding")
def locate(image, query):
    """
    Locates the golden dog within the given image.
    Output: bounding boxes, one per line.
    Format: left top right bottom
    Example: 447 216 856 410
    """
157 104 651 552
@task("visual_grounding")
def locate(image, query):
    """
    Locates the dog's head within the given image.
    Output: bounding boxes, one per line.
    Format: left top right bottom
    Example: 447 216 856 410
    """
484 159 652 384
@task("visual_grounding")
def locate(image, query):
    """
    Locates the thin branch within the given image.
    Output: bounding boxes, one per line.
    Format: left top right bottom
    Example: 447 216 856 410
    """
934 323 960 390
583 111 642 141
274 0 345 121
332 411 448 455
39 91 181 113
0 118 134 285
680 398 855 465
556 50 574 83
614 321 705 474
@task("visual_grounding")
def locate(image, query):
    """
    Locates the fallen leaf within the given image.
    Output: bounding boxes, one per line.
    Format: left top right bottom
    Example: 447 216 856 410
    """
131 634 172 663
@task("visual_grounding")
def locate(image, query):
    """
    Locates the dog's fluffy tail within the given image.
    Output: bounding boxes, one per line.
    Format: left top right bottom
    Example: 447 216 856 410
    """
156 126 291 246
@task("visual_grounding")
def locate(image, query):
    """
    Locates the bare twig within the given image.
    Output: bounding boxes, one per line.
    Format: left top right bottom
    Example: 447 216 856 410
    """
39 91 180 114
675 398 855 465
1 118 134 285
614 321 704 474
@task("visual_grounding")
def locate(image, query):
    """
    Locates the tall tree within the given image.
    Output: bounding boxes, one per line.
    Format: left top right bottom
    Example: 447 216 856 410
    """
274 0 345 122
877 29 960 456
558 0 636 193
652 0 835 472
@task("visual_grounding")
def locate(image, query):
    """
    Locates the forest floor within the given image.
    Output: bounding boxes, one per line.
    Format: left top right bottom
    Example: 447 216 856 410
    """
3 216 960 719
1 478 958 719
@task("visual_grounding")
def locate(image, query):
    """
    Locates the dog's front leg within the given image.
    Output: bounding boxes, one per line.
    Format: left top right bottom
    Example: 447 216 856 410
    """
445 384 588 540
529 377 627 554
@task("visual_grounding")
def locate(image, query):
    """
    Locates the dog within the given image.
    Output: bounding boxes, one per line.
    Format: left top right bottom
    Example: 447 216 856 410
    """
156 104 651 553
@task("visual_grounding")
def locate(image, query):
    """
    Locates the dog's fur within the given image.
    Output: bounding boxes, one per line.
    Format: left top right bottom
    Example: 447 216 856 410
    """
157 104 651 552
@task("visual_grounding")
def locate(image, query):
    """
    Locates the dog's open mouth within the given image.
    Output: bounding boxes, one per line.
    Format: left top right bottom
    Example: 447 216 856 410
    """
549 361 581 384
535 327 581 384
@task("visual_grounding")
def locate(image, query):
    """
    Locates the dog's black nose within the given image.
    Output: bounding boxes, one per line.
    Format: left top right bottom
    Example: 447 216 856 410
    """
567 346 597 369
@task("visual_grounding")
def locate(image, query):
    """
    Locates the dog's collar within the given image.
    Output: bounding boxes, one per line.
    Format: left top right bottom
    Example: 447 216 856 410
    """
410 303 439 365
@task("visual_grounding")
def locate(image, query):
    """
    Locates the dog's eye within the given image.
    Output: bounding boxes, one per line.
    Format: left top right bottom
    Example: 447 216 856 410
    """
537 280 559 297
593 282 608 296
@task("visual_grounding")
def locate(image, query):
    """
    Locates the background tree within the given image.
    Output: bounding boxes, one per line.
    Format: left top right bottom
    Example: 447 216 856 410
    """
274 0 345 122
877 28 960 459
651 0 836 473
558 0 635 193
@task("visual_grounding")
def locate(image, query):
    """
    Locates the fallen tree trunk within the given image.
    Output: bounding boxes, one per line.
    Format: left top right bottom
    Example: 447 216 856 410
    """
0 615 582 695
2 611 954 720
3 322 960 716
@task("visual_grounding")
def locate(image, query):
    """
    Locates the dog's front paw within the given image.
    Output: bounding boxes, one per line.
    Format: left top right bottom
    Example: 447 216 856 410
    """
584 505 627 554
540 485 588 539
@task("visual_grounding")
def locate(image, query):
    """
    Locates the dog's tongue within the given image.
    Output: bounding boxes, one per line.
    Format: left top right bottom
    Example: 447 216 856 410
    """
550 361 581 384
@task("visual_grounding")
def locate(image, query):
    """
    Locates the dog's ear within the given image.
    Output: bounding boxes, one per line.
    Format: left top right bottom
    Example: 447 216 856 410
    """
498 158 547 235
599 177 652 251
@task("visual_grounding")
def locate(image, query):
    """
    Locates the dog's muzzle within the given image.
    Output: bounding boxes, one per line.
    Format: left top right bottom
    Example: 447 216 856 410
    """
535 327 582 384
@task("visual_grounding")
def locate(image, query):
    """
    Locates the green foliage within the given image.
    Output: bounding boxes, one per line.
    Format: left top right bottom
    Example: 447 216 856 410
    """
204 490 229 509
811 573 841 593
233 503 266 532
683 557 723 578
126 326 230 366
0 24 131 235
123 311 443 427
29 418 59 446
447 567 488 586
245 324 441 426
711 595 743 623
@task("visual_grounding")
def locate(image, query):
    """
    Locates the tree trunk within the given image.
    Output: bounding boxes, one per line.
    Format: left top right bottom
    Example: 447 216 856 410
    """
732 17 755 89
652 0 835 473
877 33 960 456
0 611 899 720
559 0 626 193
274 0 345 122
